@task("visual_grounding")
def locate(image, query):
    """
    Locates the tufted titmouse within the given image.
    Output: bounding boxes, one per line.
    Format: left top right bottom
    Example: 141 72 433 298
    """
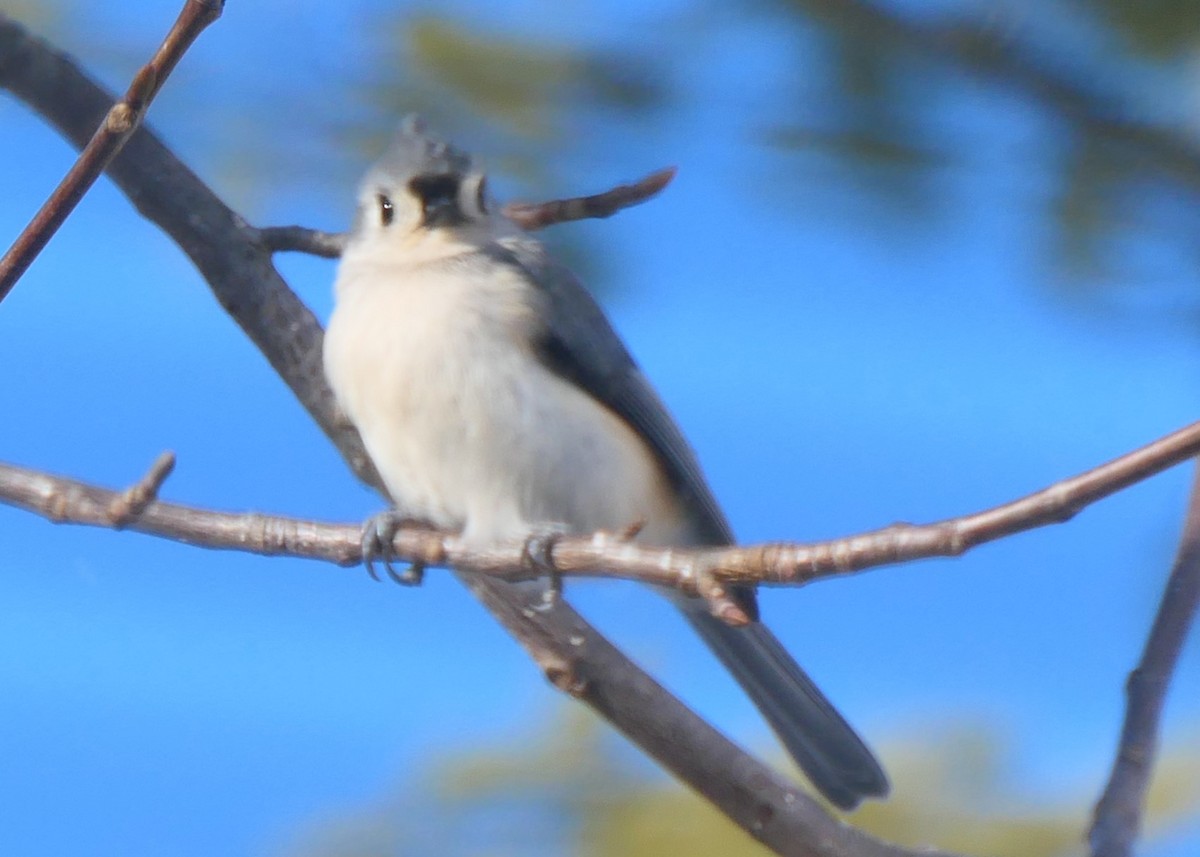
323 118 888 810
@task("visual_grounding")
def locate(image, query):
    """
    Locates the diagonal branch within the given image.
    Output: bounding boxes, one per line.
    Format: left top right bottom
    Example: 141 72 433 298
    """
725 419 1200 585
0 1 223 302
1088 464 1200 857
0 17 944 857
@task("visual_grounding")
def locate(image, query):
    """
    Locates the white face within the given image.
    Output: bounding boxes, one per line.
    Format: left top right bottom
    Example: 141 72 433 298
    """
356 168 492 238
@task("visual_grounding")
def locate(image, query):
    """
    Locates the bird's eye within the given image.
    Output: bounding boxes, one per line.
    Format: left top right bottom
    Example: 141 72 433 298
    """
475 177 489 215
377 193 394 226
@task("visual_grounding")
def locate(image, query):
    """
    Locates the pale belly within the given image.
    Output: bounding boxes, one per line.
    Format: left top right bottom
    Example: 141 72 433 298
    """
323 268 686 545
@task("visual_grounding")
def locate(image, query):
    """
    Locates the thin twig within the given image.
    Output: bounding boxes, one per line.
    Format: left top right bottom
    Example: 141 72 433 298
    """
0 0 223 302
254 167 678 259
255 225 347 258
1088 464 1200 857
726 419 1200 585
106 450 176 527
502 166 678 230
3 419 1199 597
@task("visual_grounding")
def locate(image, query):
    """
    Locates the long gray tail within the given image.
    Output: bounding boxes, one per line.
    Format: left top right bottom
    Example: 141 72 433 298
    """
684 609 888 810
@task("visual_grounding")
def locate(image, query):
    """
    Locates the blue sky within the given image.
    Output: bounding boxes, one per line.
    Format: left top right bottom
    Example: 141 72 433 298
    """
2 2 1199 855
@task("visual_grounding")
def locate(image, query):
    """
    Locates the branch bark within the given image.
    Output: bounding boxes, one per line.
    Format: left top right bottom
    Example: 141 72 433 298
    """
0 0 223 301
1088 464 1200 857
0 15 947 857
3 416 1199 602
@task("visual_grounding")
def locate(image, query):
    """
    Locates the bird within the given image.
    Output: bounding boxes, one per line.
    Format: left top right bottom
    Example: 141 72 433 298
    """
322 117 889 810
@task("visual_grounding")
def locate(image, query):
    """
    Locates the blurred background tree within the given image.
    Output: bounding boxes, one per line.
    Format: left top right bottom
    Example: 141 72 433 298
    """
281 709 1200 857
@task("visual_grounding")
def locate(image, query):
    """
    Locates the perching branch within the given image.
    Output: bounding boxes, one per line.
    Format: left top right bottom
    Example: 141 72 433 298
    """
0 0 223 302
3 417 1200 608
255 166 678 258
0 16 940 857
1088 463 1200 857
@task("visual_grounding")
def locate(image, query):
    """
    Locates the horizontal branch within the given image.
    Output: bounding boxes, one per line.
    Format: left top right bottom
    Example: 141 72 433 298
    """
4 416 1199 605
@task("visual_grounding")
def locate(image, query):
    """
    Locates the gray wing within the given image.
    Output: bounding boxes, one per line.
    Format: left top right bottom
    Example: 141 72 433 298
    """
483 241 734 550
481 241 890 808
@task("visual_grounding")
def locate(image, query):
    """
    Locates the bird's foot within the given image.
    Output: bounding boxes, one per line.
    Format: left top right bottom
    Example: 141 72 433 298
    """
361 509 425 586
521 523 571 609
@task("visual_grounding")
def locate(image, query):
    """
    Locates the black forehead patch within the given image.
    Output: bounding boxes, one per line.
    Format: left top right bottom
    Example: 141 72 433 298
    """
408 173 460 203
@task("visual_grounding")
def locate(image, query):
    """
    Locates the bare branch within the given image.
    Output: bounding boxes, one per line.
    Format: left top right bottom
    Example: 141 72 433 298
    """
1088 464 1200 857
722 419 1200 586
255 225 348 258
0 458 361 565
106 450 176 527
3 418 1199 605
502 166 678 230
0 1 223 302
0 18 941 856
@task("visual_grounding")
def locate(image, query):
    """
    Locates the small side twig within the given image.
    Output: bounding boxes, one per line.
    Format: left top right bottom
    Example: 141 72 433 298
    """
0 0 223 302
255 226 348 258
502 166 677 231
1088 463 1200 857
106 450 176 527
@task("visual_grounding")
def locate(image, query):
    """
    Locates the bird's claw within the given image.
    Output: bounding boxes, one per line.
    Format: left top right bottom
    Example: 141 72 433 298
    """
361 510 424 586
522 524 569 609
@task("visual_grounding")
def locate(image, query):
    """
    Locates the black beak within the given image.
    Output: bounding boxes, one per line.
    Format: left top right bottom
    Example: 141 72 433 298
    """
409 173 465 228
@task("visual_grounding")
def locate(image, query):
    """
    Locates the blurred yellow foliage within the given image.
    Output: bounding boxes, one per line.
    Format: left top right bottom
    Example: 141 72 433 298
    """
285 710 1200 857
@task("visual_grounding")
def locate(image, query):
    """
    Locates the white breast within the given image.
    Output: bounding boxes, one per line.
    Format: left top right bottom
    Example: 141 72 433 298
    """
323 250 684 545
